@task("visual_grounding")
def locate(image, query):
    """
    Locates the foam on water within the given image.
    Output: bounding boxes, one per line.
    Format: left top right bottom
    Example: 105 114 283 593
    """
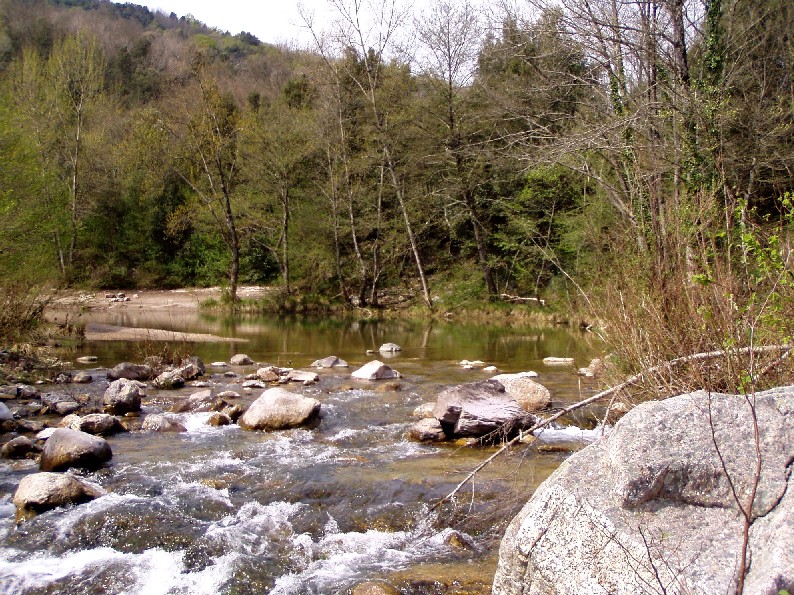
0 546 236 595
532 424 606 443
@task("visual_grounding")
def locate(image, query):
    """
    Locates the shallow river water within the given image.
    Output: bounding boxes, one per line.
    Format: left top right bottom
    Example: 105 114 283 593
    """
0 310 602 594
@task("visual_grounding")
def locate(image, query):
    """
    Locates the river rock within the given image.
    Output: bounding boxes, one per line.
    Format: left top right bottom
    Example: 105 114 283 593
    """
141 414 187 433
1 436 41 459
72 372 93 384
41 393 80 416
17 385 39 399
311 356 349 368
491 373 551 411
256 367 281 382
409 418 447 442
433 380 534 438
13 472 105 520
39 428 112 472
180 356 205 378
103 378 143 415
76 356 98 364
239 388 321 431
71 414 125 436
350 581 401 595
351 360 401 380
207 412 230 427
493 386 794 595
379 343 402 353
286 370 319 383
170 390 223 413
242 380 266 389
107 362 154 381
152 369 185 390
230 354 253 366
412 402 435 419
0 402 12 421
542 357 574 366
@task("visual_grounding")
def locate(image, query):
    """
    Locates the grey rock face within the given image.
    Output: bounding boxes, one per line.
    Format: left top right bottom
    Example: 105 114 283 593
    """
493 387 794 595
39 428 112 472
239 388 321 431
103 378 143 415
433 380 534 438
13 472 105 520
106 362 154 381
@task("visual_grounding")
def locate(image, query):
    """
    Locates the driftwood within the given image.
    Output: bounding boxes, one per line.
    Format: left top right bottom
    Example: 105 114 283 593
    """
500 293 546 306
431 343 792 511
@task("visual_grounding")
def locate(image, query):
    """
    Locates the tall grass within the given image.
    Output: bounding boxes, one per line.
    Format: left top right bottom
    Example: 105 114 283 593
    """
0 283 48 345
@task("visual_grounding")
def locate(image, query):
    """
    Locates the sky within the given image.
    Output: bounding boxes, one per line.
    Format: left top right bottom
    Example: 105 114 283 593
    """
132 0 359 47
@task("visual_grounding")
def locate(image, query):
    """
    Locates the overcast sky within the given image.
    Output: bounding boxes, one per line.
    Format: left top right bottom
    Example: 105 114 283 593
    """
131 0 377 47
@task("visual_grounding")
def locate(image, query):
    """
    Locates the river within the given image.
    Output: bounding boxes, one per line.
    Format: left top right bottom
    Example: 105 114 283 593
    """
0 309 602 594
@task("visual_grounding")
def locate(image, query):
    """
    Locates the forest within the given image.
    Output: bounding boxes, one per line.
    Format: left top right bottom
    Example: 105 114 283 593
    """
1 0 793 388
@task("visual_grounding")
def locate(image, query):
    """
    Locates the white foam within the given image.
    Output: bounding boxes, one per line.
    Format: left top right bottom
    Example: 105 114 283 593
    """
532 424 606 443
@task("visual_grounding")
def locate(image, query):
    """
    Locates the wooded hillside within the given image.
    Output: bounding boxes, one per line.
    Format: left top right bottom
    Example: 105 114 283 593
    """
0 0 791 325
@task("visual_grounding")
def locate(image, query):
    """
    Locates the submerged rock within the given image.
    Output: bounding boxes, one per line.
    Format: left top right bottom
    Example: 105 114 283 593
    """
13 472 105 521
106 362 154 381
493 386 794 595
351 360 401 381
239 387 321 431
39 428 112 472
491 373 551 412
103 378 143 415
541 357 574 366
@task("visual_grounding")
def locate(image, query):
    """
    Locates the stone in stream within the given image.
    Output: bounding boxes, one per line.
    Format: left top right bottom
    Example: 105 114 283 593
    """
76 356 98 364
542 357 575 366
66 413 125 436
351 360 401 381
432 380 535 438
39 428 112 472
239 387 321 431
230 354 254 366
491 372 551 412
493 386 794 595
0 401 13 421
350 581 401 595
378 343 402 353
311 356 349 368
72 371 93 384
152 369 185 390
170 389 226 413
256 367 281 382
103 378 143 415
141 414 187 433
285 370 319 383
41 393 80 416
408 418 447 442
1 436 41 459
411 402 435 419
13 472 105 521
106 362 154 381
207 412 230 427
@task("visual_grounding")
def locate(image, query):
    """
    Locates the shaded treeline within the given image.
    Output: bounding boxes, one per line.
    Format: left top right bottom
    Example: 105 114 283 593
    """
0 0 791 331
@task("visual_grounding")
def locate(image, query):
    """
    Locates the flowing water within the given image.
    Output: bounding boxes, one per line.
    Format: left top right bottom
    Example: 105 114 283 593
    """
0 310 603 594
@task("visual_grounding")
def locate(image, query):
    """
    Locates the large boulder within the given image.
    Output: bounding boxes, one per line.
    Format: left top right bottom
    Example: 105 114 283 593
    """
103 378 143 415
351 360 401 381
433 380 534 438
491 373 551 412
239 388 321 431
39 428 112 472
493 387 794 595
13 472 105 521
106 362 154 381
